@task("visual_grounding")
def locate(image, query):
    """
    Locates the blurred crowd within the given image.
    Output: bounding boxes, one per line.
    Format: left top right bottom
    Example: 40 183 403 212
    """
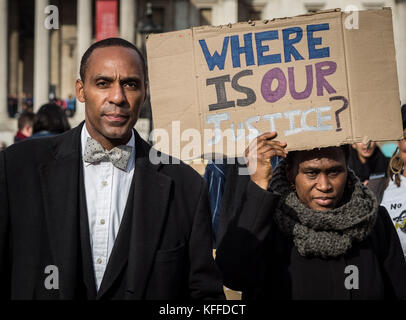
7 93 76 119
0 95 75 151
9 102 71 146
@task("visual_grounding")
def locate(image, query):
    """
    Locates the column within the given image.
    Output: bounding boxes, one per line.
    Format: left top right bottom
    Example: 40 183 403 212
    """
18 60 23 111
73 0 93 126
212 1 223 25
223 0 238 24
8 0 18 97
262 0 305 20
77 0 92 78
175 0 189 30
189 1 200 27
212 0 237 25
34 0 50 111
0 0 8 125
120 0 136 43
50 29 61 98
395 0 406 104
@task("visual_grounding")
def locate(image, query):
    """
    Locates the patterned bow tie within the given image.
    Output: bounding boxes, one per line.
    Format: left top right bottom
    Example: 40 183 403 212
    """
83 137 132 171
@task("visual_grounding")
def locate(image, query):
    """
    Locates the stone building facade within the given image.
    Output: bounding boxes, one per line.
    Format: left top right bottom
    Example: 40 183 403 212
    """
0 0 405 145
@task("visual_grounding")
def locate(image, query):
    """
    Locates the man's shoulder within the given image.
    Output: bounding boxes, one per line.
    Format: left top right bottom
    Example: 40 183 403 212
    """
156 152 203 184
4 136 53 159
2 127 79 164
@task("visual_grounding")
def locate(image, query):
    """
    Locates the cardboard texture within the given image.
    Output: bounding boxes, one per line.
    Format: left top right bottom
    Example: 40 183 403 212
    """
146 8 403 160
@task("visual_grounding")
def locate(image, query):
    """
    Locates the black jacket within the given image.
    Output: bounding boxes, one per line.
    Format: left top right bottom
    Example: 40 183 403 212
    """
0 122 224 300
216 178 406 300
349 147 389 183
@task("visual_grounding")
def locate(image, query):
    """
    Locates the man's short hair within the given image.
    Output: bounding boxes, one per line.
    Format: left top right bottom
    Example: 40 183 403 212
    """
17 112 35 131
79 37 146 83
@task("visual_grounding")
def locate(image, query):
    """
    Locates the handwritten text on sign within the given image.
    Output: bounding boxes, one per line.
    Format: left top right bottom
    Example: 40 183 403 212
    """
198 23 346 143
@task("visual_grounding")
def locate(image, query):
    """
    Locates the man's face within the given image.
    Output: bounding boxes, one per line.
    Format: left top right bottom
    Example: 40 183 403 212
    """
76 46 146 147
288 148 348 211
352 141 377 160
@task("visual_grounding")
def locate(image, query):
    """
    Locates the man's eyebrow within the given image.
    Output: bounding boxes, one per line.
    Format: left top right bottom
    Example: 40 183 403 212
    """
120 76 142 83
92 75 115 82
91 75 142 82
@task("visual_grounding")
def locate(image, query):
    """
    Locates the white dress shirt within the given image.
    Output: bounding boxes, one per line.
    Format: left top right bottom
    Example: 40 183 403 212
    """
81 125 135 290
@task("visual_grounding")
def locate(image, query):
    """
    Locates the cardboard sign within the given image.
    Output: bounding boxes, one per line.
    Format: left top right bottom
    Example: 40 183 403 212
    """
146 8 403 160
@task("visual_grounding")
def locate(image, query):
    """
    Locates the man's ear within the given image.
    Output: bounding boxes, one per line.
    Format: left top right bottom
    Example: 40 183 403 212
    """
76 79 85 103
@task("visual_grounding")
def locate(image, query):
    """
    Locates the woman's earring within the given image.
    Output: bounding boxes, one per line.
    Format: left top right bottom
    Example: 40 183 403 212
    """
390 148 403 175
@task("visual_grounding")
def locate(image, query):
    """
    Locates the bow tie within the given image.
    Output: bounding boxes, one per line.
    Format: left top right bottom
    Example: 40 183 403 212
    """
83 137 132 171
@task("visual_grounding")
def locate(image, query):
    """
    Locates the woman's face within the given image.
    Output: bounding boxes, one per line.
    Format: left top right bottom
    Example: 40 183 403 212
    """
352 141 377 161
399 129 406 176
288 147 348 211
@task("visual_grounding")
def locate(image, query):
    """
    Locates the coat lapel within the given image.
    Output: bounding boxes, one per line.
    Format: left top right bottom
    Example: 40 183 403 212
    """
38 123 84 299
78 161 98 299
95 131 173 299
125 133 173 299
96 172 136 298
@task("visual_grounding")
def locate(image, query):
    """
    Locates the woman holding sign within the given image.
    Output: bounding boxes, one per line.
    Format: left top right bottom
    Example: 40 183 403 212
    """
216 132 406 299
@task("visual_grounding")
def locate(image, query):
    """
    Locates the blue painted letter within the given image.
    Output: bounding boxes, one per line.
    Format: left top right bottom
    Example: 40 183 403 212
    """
283 27 304 62
230 33 255 68
307 23 330 59
255 30 281 66
199 37 230 71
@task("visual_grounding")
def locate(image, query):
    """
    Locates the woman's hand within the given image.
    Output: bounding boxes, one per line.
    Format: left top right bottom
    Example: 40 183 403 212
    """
245 132 288 190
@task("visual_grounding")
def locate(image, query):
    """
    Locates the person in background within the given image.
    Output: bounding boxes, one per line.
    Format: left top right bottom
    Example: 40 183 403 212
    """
216 132 406 299
65 95 77 117
204 160 227 246
31 103 71 138
204 155 281 247
14 112 35 143
7 94 18 118
381 104 406 258
349 140 389 203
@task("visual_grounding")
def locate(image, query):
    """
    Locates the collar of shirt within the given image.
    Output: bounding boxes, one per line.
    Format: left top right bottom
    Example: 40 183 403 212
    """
81 124 136 172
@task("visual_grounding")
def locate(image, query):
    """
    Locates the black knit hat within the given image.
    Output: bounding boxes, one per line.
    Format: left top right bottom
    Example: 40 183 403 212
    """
402 104 406 129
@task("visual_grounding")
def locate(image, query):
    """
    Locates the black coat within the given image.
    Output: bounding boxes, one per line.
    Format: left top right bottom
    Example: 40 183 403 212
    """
349 147 389 183
216 176 406 300
348 147 389 203
0 122 224 300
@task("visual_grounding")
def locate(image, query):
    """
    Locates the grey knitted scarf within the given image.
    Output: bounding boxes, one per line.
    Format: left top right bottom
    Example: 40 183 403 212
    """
270 160 378 259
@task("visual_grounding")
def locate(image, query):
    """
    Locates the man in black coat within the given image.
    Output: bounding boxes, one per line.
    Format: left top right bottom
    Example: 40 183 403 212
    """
216 132 406 299
0 38 224 300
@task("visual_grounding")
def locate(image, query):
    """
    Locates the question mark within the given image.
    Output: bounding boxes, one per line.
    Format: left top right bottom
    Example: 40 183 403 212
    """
330 96 349 132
